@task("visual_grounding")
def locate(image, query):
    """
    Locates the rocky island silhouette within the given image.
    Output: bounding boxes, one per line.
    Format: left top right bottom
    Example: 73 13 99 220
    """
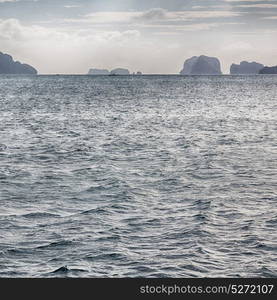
0 52 37 74
180 55 222 75
1 50 276 76
230 61 264 75
259 66 277 74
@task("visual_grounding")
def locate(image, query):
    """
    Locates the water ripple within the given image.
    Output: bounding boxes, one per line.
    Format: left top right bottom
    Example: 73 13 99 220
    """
0 75 276 277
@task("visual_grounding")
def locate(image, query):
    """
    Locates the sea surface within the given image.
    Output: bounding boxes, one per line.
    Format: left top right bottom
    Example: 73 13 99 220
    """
0 75 276 277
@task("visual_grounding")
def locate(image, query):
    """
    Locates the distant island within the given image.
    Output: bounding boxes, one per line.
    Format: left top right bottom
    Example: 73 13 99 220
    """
1 51 275 76
0 52 37 74
180 55 222 75
88 68 142 75
259 66 277 74
230 61 264 75
110 68 130 75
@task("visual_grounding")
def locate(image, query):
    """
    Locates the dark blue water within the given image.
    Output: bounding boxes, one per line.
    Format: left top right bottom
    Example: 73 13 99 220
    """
0 75 276 277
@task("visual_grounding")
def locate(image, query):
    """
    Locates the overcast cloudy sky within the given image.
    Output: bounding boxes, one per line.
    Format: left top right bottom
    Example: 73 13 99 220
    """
0 0 276 74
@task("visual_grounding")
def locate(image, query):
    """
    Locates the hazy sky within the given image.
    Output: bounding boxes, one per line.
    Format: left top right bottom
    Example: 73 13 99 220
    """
0 0 276 74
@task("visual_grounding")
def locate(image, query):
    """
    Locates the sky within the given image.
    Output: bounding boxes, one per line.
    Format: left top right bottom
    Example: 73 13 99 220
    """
0 0 276 74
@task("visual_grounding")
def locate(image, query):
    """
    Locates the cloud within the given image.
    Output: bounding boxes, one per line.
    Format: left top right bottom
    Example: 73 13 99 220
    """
0 18 70 41
0 18 141 43
137 9 242 22
0 18 144 73
64 5 81 9
133 8 167 21
140 22 244 32
82 9 243 26
237 4 277 8
263 15 277 19
0 0 36 2
221 40 254 51
166 10 243 20
83 11 137 23
224 0 273 2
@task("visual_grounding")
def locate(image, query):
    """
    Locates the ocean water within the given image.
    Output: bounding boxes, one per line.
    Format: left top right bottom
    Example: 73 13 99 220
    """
0 74 276 278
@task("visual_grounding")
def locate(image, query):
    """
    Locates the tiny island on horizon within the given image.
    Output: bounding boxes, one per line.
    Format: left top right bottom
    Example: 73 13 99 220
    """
0 51 277 76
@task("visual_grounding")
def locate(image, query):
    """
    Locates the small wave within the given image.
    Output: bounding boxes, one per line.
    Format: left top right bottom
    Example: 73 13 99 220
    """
258 267 277 277
5 248 30 256
216 138 238 145
86 252 125 261
52 266 69 274
50 266 87 275
80 208 108 215
37 240 74 250
133 266 156 273
0 144 7 151
22 212 61 219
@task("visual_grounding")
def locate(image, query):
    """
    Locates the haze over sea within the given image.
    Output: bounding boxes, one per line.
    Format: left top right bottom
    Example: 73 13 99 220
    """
0 75 276 277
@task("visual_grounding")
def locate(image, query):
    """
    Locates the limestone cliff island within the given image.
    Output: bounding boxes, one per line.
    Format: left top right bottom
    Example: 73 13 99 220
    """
230 61 264 74
88 68 131 75
180 55 222 75
0 52 37 74
259 66 277 74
